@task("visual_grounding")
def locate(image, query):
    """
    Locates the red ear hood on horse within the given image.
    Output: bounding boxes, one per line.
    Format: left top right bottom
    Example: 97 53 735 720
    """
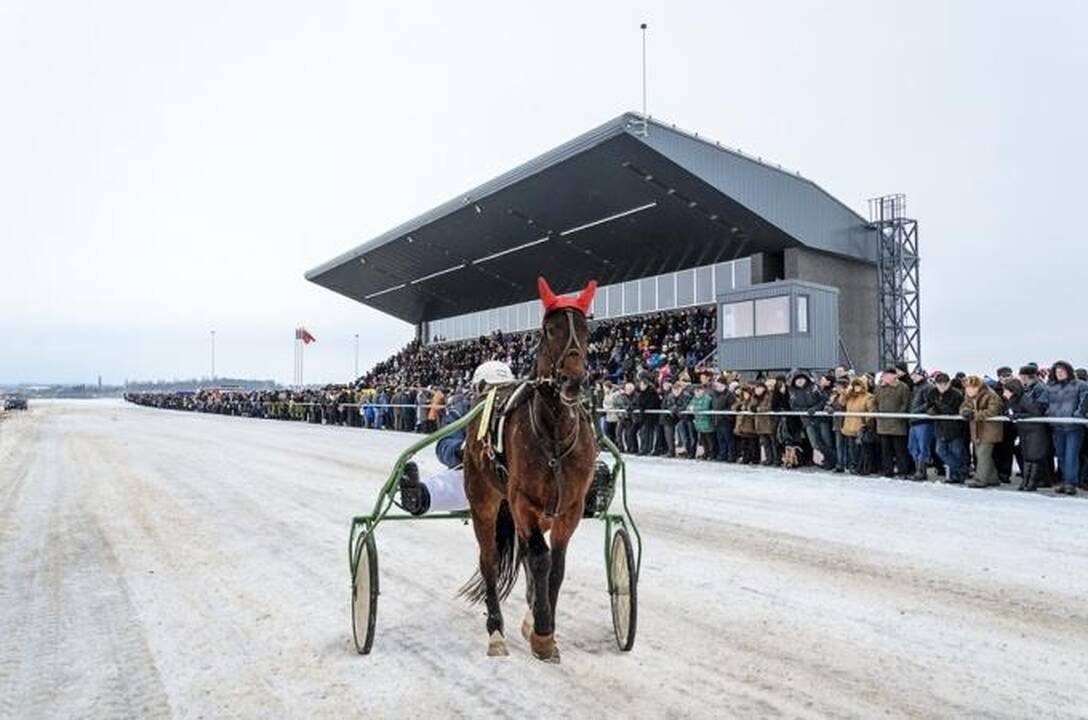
537 277 597 317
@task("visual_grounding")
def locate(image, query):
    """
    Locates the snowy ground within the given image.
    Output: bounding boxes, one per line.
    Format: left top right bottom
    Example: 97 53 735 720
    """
1 400 1087 719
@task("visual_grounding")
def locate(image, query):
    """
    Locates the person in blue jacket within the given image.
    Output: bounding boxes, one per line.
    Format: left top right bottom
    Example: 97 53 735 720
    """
399 361 514 515
1045 360 1088 495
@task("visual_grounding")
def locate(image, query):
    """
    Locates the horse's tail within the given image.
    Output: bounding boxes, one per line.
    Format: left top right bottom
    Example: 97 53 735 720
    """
459 500 521 604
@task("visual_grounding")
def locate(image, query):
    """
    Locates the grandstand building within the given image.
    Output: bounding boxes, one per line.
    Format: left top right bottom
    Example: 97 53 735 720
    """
307 113 919 372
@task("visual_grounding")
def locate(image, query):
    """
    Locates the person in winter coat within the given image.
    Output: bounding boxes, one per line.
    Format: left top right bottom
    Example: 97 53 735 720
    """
907 368 935 480
635 377 661 456
711 380 736 462
603 382 626 445
826 377 851 472
789 371 835 470
1002 377 1048 491
993 366 1017 483
618 382 638 454
754 380 779 466
689 385 715 459
927 373 968 482
733 385 758 464
960 375 1005 488
659 380 682 456
1045 360 1088 495
1018 365 1053 486
874 369 912 478
841 376 876 474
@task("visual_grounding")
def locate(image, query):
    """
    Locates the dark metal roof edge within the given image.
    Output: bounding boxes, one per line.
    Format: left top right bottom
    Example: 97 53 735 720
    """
637 116 869 226
306 111 871 282
304 113 636 281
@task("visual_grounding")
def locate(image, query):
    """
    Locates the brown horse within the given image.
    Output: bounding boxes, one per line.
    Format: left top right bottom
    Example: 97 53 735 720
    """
460 277 599 662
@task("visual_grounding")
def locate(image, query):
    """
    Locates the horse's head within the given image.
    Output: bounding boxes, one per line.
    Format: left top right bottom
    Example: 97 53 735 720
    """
535 276 596 391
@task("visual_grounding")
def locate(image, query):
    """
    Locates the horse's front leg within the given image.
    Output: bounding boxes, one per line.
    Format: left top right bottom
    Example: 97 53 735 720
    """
469 499 507 657
524 527 559 662
546 514 580 651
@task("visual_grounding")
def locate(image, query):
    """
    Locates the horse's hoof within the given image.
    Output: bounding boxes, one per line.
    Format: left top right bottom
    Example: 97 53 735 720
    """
529 632 560 664
521 612 533 642
487 631 509 657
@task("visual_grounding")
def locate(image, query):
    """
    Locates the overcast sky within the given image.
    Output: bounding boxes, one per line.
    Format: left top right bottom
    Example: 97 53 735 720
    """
2 1 1085 385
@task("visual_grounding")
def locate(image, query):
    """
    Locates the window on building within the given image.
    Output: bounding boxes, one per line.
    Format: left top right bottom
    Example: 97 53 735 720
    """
677 269 695 306
797 295 809 333
713 262 733 294
720 300 754 339
640 276 656 313
695 265 713 304
607 284 622 319
755 296 790 336
734 257 752 289
592 287 605 318
623 280 639 315
518 303 530 331
657 272 675 309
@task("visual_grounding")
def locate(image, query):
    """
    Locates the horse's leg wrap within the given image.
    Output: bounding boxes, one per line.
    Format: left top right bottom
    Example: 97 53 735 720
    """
547 542 567 629
485 590 503 637
526 529 553 637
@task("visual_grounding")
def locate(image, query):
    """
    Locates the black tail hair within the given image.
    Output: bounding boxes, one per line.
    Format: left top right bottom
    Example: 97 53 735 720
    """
459 500 521 604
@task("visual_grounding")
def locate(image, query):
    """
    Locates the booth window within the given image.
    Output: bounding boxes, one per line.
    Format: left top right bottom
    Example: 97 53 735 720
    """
755 296 790 336
797 295 809 333
721 300 754 339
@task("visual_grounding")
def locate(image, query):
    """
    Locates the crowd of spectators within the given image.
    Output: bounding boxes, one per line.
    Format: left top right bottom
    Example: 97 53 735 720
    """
127 305 1088 496
595 361 1088 495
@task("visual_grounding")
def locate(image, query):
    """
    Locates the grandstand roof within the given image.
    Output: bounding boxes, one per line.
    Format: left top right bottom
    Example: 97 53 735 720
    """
306 112 877 324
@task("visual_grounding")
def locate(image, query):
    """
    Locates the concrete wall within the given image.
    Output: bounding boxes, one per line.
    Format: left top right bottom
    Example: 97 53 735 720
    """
783 248 878 371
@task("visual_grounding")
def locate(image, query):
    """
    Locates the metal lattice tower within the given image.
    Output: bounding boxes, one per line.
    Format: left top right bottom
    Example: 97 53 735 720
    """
869 194 920 370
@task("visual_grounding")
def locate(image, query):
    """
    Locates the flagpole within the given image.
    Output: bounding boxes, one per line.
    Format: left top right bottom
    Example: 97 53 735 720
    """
293 329 299 388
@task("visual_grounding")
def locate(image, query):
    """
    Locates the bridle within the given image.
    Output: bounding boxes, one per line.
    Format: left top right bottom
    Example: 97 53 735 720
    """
538 308 587 404
527 307 591 516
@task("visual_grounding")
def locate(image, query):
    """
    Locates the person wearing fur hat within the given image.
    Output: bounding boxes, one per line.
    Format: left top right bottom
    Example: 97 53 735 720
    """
874 368 913 478
960 375 1006 488
733 385 759 464
754 380 779 466
1045 361 1088 495
826 376 852 472
841 376 876 475
927 373 968 483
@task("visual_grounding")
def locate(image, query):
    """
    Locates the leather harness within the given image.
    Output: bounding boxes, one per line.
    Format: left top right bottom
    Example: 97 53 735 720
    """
479 308 591 517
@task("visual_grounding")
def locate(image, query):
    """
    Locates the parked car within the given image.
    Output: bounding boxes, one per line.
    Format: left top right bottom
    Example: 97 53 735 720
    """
3 395 28 410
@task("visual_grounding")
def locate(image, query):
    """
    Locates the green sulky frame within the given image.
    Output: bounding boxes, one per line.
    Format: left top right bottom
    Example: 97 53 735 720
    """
347 400 641 648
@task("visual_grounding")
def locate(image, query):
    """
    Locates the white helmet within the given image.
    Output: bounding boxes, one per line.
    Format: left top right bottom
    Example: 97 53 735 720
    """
471 361 514 389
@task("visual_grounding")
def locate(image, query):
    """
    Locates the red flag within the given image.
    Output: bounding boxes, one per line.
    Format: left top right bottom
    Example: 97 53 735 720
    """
296 327 316 344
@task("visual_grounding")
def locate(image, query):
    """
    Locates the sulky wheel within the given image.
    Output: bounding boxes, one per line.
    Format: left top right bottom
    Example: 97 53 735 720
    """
609 527 637 652
351 531 379 654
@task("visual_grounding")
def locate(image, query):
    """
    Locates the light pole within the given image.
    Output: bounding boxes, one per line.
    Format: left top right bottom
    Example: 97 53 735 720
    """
210 329 216 381
354 333 360 380
641 22 647 123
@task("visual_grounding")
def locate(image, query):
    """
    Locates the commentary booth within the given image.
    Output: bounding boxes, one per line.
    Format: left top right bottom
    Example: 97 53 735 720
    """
307 112 882 371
